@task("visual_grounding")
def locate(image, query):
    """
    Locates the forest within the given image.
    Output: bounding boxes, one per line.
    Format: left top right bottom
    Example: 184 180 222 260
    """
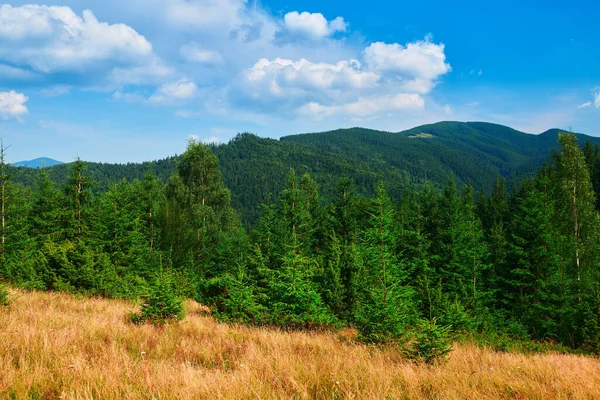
3 131 600 354
10 121 599 226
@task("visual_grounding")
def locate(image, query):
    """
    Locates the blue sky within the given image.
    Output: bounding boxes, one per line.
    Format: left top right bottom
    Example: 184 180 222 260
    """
0 0 599 163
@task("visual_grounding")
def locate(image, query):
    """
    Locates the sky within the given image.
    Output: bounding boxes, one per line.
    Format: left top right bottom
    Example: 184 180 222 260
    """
0 0 599 163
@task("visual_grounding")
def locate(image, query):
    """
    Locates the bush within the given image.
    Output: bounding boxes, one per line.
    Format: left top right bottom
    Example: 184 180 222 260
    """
411 318 453 364
131 271 185 324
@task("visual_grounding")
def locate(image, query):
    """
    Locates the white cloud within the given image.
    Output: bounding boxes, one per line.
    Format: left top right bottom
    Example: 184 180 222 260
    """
149 79 199 104
180 43 223 64
188 134 200 141
1 2 452 124
245 57 378 92
0 5 153 74
282 11 346 40
579 102 592 109
363 39 450 90
0 90 29 121
298 93 424 120
595 91 600 108
230 36 449 118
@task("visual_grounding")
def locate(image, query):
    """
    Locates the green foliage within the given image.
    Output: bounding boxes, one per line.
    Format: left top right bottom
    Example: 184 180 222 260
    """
267 234 335 329
354 183 415 343
411 318 453 364
131 271 185 324
4 125 600 354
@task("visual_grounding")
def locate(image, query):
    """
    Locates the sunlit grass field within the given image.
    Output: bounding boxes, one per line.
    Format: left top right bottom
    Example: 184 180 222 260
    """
1 288 600 399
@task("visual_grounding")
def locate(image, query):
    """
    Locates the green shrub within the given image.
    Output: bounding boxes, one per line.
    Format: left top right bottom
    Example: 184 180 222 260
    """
131 271 185 324
411 318 453 364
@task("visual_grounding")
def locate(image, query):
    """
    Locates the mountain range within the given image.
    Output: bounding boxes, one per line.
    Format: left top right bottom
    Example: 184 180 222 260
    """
9 121 600 224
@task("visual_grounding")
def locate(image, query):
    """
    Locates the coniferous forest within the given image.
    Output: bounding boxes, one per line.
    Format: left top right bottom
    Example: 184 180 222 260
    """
3 131 600 353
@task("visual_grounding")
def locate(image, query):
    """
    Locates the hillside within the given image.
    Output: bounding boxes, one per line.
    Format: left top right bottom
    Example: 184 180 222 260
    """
9 121 600 224
2 288 600 399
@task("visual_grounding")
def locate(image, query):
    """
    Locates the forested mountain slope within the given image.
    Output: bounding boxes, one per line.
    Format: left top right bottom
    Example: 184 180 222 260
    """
9 121 600 224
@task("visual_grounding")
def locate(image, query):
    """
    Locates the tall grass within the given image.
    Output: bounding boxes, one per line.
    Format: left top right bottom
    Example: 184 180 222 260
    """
1 288 600 399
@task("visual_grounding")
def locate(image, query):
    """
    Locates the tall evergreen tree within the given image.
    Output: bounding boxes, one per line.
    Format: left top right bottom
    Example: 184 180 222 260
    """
355 183 414 342
63 158 92 239
553 132 599 289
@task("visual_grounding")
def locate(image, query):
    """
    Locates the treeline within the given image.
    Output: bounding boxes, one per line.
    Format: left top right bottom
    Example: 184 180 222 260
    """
2 132 600 351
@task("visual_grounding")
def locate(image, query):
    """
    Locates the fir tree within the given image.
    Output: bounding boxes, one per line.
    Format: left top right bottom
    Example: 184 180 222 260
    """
355 183 414 343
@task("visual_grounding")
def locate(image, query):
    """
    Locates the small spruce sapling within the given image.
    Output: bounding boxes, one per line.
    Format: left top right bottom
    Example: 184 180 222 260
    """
412 318 453 364
131 270 185 324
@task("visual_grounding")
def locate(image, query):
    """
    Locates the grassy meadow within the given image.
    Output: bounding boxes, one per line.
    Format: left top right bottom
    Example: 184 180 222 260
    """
1 288 600 399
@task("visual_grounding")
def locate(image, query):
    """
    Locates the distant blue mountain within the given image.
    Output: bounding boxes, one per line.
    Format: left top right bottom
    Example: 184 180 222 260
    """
12 157 64 168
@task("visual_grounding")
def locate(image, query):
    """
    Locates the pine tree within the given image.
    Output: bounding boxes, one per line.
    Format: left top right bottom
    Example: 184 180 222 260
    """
355 183 414 343
324 175 362 320
397 187 434 318
30 169 63 242
267 230 334 328
505 172 570 341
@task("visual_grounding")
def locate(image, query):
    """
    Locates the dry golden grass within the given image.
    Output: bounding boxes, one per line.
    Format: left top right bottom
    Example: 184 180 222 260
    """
1 288 600 399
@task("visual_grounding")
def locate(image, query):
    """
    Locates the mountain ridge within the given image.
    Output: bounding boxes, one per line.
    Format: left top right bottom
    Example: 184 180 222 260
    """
8 121 600 224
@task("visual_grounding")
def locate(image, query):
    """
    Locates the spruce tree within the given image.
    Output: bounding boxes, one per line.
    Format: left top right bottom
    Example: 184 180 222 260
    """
355 183 414 343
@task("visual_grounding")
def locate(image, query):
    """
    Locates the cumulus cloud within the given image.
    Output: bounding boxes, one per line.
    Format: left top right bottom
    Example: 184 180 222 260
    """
234 56 382 114
282 11 346 40
0 90 29 121
0 5 153 74
363 39 450 91
1 1 452 122
230 35 450 118
298 94 424 119
245 57 378 92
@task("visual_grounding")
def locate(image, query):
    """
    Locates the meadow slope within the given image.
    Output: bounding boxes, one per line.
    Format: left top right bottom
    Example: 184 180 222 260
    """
1 289 600 399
